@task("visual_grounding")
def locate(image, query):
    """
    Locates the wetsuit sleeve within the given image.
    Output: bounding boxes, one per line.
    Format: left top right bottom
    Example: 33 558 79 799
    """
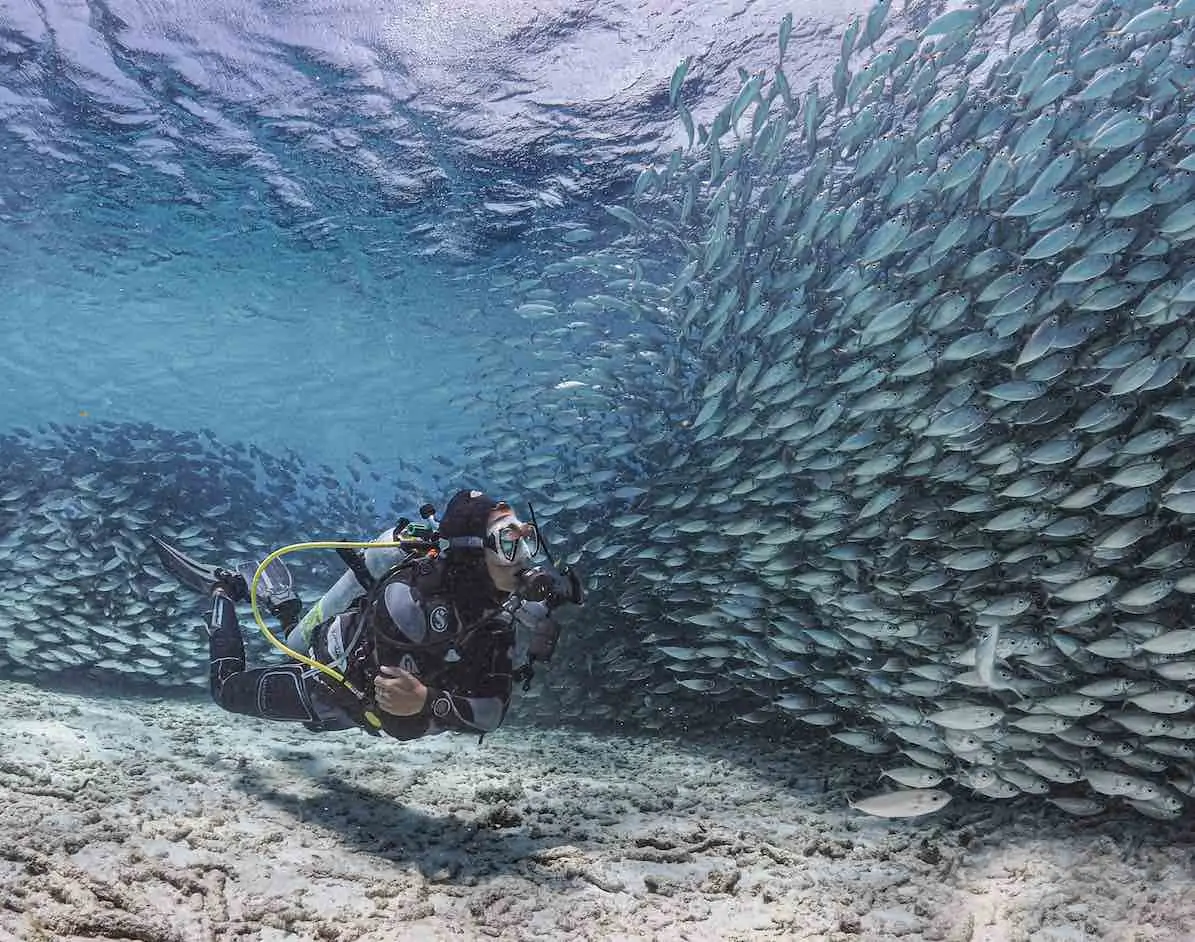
516 600 562 662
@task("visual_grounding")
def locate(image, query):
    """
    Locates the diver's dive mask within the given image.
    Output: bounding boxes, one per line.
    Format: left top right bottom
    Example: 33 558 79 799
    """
486 501 584 609
483 505 540 568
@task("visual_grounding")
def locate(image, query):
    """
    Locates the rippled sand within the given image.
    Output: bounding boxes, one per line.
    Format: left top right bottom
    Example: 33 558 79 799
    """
1 682 1193 941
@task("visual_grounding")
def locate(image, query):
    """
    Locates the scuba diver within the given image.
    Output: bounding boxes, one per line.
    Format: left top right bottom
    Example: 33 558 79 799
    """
153 489 584 740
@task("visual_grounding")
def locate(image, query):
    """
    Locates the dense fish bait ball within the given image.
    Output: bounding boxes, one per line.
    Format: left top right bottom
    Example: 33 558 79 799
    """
459 0 1195 818
0 423 422 692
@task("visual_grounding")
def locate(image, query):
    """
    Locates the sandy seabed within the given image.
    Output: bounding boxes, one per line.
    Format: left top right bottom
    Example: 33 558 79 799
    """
1 683 1194 942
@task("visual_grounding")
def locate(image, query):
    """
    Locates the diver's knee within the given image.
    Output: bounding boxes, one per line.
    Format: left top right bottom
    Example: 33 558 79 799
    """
210 684 241 715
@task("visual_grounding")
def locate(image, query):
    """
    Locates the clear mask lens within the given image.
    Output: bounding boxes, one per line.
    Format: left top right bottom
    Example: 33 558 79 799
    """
487 519 540 566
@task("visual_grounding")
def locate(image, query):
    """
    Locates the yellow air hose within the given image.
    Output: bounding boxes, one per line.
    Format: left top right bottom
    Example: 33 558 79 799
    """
248 539 430 729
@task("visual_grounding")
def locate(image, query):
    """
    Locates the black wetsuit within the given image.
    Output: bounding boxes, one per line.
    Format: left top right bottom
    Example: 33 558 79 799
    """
206 555 555 739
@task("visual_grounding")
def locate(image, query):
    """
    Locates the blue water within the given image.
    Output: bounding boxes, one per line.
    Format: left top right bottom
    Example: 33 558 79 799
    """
0 0 861 475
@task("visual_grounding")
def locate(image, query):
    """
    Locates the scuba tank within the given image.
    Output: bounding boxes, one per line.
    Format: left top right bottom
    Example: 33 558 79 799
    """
288 504 439 648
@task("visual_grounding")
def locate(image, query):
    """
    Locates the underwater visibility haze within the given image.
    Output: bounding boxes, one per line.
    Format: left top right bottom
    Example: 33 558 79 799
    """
12 0 1195 935
0 0 853 464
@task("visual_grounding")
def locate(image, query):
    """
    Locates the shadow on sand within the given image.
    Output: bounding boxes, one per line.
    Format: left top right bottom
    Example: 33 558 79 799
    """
232 765 582 885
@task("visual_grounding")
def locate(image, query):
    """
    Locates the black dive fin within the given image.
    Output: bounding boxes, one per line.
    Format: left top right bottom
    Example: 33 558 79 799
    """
152 536 242 599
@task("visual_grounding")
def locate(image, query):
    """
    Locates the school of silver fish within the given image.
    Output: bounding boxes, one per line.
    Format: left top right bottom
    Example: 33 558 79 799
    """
457 0 1195 819
0 423 428 687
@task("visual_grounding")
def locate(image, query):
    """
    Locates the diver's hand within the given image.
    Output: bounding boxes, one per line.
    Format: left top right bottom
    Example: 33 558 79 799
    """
374 666 428 716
